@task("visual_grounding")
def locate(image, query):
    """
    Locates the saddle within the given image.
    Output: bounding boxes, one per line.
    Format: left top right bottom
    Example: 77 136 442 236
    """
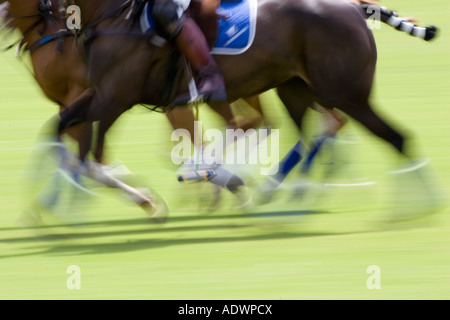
126 0 255 106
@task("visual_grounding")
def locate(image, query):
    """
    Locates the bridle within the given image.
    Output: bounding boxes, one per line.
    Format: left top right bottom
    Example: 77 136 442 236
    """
4 0 70 53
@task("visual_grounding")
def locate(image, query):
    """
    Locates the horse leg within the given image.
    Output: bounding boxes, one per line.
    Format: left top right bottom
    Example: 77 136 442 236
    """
57 89 95 140
25 91 97 224
242 95 271 129
254 78 313 205
58 84 93 146
300 108 348 176
341 102 407 154
322 94 446 218
167 106 249 212
21 93 95 226
243 96 265 120
52 89 97 188
221 96 269 131
92 106 123 164
76 96 169 221
207 102 236 128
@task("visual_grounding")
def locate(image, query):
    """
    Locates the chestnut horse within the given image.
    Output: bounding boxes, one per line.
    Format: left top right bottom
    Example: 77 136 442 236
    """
0 0 440 220
1 0 273 218
60 0 442 218
2 0 173 220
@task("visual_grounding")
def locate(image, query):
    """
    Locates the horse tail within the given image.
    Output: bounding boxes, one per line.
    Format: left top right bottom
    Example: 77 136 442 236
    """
359 4 438 41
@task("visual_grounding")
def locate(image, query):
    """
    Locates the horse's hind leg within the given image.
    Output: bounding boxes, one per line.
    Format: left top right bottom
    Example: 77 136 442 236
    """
277 78 312 132
343 101 447 219
342 102 408 155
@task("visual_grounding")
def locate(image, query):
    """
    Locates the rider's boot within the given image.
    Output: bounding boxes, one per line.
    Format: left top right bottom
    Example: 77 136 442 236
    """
172 18 227 105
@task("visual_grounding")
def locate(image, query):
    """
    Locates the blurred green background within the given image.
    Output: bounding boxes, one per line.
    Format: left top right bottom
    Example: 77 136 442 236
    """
0 0 449 299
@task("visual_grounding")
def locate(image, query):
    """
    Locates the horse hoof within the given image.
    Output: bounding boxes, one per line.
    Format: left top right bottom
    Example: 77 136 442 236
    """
138 188 170 223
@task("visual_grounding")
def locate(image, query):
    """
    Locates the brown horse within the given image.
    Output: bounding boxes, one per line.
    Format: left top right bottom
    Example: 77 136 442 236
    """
3 0 431 164
2 1 89 141
1 0 259 152
1 1 442 218
1 0 269 217
62 0 438 159
60 0 443 218
2 0 174 221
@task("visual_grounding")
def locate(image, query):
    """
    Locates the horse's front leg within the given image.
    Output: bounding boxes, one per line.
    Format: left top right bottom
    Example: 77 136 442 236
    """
58 92 151 209
57 89 95 140
80 96 169 221
55 88 96 183
166 105 251 212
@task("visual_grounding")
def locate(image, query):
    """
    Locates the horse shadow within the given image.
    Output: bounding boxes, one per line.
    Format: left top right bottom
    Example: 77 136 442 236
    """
0 209 338 258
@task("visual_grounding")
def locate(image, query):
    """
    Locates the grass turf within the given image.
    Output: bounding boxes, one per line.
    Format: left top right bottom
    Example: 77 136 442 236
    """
0 0 449 300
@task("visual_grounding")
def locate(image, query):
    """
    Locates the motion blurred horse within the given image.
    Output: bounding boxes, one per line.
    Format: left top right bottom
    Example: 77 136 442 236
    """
61 0 436 163
1 0 172 222
62 0 444 218
2 0 442 219
0 0 267 218
253 0 440 204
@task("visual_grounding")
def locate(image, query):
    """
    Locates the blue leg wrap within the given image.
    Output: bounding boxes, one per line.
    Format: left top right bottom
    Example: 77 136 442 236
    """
275 140 304 183
301 134 335 174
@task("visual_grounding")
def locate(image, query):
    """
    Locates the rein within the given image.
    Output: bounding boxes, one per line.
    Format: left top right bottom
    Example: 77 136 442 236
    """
28 29 74 54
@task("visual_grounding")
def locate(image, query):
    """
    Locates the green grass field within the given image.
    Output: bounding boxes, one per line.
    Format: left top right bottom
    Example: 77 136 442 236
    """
0 0 449 300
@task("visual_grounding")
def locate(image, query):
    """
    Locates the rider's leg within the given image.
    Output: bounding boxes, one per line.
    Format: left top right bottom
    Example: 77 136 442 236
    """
152 0 227 104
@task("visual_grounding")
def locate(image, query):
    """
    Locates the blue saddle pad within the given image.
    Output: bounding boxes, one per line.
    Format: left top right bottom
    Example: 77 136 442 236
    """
140 0 257 55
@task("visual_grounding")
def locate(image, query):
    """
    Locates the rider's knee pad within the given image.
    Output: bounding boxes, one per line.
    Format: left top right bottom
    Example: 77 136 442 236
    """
151 0 185 40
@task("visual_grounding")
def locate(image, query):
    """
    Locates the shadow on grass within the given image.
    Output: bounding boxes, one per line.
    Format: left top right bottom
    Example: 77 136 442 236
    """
0 209 335 258
0 229 341 259
0 209 327 232
38 230 341 257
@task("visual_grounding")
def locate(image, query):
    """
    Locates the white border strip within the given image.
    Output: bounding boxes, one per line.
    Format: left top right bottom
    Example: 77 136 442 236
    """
211 0 258 56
